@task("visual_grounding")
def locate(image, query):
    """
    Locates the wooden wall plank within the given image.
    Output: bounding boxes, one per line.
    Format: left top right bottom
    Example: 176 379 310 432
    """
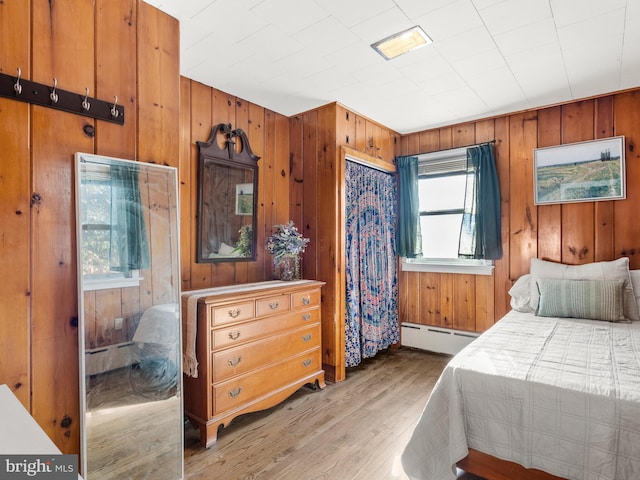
0 97 30 407
179 77 193 291
302 111 319 280
452 122 474 148
95 0 137 159
594 96 615 261
248 102 266 282
452 274 475 331
263 110 278 277
560 101 595 265
440 273 454 329
137 0 179 167
289 115 304 230
189 81 213 288
508 112 538 279
419 272 441 326
614 91 640 268
493 117 511 320
537 106 562 262
274 112 290 226
30 0 96 453
316 105 341 378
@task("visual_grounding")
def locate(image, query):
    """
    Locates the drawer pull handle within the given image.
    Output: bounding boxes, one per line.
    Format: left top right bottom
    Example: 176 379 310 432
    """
228 331 241 340
228 308 241 318
302 359 312 367
227 356 242 368
302 295 311 305
302 334 312 342
228 387 242 398
302 313 311 321
269 301 279 310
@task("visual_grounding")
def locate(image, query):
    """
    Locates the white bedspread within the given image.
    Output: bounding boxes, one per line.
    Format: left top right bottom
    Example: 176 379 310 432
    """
401 310 640 480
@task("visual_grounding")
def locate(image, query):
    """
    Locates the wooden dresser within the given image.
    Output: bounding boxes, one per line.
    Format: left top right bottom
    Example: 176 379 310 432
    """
182 280 325 447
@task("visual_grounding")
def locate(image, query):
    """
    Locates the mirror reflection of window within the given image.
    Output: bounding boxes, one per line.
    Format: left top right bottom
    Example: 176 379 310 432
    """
80 162 149 290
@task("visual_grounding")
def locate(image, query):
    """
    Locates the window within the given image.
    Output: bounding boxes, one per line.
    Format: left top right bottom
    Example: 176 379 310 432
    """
80 163 142 290
402 147 493 275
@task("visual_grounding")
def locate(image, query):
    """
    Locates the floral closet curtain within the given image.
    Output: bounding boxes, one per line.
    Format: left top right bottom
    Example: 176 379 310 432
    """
345 161 399 367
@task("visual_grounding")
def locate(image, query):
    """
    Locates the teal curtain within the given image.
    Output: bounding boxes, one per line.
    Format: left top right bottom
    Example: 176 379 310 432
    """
110 164 150 271
396 156 422 258
458 143 502 260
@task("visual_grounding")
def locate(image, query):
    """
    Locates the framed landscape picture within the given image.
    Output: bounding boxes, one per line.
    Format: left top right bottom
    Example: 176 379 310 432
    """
235 183 253 215
534 136 625 205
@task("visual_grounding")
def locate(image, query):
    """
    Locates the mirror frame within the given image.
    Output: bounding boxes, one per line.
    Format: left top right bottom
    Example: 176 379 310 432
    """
196 123 260 263
75 152 183 480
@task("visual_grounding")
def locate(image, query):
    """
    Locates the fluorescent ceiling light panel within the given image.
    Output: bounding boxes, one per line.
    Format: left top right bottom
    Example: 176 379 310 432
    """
371 26 432 60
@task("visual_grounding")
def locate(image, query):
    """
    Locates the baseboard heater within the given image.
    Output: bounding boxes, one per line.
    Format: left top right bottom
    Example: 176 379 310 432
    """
401 322 479 356
85 342 137 375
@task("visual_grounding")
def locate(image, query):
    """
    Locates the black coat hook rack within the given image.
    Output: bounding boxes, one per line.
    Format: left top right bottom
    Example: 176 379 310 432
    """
0 70 124 125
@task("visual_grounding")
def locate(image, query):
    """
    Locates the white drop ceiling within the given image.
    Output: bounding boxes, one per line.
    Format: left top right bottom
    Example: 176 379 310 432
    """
145 0 640 134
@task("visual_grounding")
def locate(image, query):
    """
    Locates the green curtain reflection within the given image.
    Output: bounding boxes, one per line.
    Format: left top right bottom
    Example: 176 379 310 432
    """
110 164 150 271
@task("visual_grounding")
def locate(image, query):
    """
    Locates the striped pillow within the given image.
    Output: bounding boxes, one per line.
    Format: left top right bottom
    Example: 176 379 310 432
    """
536 278 626 322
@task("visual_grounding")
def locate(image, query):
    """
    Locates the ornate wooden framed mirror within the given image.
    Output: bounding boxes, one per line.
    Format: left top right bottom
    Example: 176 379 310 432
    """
196 123 260 263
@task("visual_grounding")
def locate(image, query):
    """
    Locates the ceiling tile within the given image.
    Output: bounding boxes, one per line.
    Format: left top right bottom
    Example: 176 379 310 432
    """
292 16 360 54
550 0 627 27
315 0 397 27
415 0 484 42
493 18 558 56
479 0 552 36
250 0 329 34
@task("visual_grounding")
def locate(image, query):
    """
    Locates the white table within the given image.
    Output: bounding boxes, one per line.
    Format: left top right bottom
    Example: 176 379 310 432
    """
0 384 83 478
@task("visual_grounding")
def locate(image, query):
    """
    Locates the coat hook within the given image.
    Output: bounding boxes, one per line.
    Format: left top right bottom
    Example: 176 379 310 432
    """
110 95 119 118
82 87 91 111
50 78 58 104
14 67 22 95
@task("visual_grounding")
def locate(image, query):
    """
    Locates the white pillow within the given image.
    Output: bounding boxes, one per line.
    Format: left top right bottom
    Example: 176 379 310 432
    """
630 270 640 317
218 242 237 255
530 257 639 321
508 274 533 312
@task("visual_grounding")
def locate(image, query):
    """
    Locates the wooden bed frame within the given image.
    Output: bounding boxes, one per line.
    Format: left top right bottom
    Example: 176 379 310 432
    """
457 449 565 480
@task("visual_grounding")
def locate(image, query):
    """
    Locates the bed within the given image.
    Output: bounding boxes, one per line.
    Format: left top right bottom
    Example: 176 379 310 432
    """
401 258 640 480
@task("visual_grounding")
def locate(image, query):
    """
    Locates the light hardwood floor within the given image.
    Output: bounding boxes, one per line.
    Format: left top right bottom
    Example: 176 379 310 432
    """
183 347 478 480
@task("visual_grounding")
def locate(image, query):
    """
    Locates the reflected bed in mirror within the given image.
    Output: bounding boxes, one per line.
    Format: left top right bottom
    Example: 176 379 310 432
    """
197 123 260 263
75 153 183 480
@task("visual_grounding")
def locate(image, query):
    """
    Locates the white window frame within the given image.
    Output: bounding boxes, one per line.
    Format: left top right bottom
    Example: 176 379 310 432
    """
401 146 494 276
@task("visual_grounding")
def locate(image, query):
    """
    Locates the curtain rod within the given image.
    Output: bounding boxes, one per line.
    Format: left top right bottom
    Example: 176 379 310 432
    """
419 139 495 156
398 139 496 163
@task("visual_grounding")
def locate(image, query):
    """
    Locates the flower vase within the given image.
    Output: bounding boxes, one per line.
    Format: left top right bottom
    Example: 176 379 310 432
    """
273 254 299 281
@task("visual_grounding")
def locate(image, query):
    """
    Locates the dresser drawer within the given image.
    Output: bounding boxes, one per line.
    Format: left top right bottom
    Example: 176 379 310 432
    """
213 324 321 382
292 289 320 309
212 308 320 350
255 294 291 317
211 301 255 326
213 348 321 416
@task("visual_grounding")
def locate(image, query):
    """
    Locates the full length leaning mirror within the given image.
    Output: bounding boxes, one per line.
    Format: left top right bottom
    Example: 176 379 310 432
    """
197 123 260 263
75 153 183 480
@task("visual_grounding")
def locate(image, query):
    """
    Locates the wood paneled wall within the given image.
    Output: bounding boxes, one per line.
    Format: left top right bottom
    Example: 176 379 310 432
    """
0 0 178 453
397 90 640 332
290 103 398 382
178 78 291 290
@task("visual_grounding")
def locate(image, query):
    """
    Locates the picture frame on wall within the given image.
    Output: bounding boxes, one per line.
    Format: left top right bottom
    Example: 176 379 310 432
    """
534 136 626 205
235 183 253 215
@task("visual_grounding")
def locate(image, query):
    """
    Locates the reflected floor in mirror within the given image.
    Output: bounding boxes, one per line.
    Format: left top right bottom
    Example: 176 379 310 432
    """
85 366 182 480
